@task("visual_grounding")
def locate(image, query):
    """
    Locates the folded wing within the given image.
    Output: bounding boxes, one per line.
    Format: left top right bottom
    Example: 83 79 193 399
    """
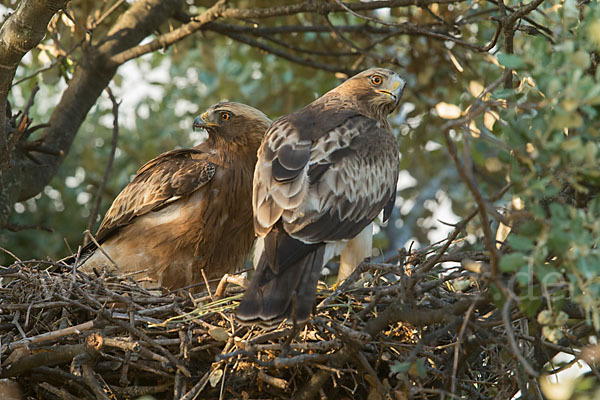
95 148 216 244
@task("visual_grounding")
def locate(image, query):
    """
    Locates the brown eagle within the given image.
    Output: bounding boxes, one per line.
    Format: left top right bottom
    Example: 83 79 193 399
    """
237 68 404 325
80 102 271 290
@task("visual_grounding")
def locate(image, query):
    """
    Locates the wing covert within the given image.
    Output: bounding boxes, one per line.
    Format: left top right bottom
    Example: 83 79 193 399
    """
253 113 399 243
96 148 216 243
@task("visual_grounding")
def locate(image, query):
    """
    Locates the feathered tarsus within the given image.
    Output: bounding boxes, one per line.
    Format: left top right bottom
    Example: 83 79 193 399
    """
80 102 271 290
238 68 404 326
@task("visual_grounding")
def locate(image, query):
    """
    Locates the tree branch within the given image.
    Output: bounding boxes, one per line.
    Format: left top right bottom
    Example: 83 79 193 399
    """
113 0 467 68
219 0 463 20
110 0 227 65
215 29 356 75
499 0 547 88
85 87 120 243
0 0 184 230
502 297 539 377
0 0 548 233
440 70 510 277
0 0 67 165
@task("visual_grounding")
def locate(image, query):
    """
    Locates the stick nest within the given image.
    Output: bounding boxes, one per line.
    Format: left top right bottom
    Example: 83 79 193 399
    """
0 244 541 399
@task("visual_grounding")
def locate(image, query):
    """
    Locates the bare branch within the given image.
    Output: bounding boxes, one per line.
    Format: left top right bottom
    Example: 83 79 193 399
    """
219 0 464 20
440 70 510 277
215 29 356 75
110 0 227 65
0 0 67 162
85 87 120 243
502 297 539 377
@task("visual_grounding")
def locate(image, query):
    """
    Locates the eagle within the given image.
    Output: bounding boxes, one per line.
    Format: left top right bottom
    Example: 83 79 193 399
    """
237 68 404 325
80 102 271 290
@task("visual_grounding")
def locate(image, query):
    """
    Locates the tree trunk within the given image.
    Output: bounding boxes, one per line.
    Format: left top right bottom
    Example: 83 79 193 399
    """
0 0 184 229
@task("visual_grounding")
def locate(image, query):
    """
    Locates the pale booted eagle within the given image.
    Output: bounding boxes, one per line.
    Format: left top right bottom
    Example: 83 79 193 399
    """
237 68 404 325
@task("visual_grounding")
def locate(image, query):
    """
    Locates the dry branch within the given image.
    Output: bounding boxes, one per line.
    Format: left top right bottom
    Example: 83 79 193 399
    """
0 0 67 158
85 87 120 242
1 230 586 399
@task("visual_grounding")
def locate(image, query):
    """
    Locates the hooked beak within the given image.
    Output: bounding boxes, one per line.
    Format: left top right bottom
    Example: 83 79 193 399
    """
376 89 398 103
376 78 405 106
193 112 219 131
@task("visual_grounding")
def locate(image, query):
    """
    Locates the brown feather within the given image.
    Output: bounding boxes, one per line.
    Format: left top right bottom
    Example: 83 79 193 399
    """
240 68 405 325
81 102 271 290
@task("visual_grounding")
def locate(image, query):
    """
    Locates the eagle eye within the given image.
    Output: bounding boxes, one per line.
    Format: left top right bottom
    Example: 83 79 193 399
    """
220 112 231 121
370 75 383 86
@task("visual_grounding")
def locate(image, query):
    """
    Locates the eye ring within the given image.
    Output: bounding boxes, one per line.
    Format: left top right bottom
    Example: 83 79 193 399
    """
370 75 383 86
220 112 231 121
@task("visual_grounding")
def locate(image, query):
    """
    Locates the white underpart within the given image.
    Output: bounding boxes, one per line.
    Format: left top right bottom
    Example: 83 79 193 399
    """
142 203 182 226
253 223 373 284
337 223 373 282
253 236 265 267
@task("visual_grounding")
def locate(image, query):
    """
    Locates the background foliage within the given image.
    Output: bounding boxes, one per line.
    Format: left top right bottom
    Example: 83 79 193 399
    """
1 0 600 398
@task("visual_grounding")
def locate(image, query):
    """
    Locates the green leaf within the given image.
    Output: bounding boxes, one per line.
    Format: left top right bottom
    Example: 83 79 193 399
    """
577 257 599 280
551 112 583 129
516 266 532 287
548 228 571 254
520 295 542 317
507 234 535 252
519 220 543 238
561 137 583 151
534 263 560 285
492 88 515 99
498 149 512 163
389 361 411 374
497 53 526 69
490 284 506 309
500 253 526 272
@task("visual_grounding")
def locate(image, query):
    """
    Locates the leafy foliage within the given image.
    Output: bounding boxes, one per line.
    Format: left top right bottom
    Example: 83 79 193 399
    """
2 0 600 397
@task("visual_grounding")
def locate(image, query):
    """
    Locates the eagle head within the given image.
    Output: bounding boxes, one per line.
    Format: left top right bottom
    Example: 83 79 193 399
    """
336 68 406 119
193 102 271 141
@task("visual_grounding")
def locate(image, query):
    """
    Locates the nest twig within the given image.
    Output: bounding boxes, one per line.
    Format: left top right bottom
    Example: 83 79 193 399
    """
0 237 587 399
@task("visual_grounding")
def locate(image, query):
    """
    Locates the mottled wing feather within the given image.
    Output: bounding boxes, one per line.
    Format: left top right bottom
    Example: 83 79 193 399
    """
95 148 216 243
285 117 399 242
253 107 357 236
253 111 399 243
383 190 397 222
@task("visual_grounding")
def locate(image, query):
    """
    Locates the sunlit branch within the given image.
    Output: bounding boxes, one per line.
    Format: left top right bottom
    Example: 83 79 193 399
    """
110 0 226 65
219 0 464 20
214 29 357 74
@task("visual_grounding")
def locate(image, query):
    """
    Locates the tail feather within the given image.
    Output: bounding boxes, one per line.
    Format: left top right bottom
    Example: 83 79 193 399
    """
237 227 325 325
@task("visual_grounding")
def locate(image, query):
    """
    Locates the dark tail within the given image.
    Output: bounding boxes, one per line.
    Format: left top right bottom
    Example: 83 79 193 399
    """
237 225 325 326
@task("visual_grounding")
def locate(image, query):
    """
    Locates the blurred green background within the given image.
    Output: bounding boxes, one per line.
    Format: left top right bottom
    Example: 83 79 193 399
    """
2 0 600 397
1 3 481 263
